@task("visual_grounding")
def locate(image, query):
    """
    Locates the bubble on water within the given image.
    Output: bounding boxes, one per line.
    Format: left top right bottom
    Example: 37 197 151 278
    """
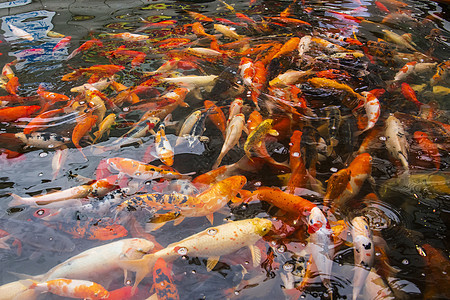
292 152 300 157
283 263 294 271
330 167 338 172
39 152 48 157
207 228 217 235
177 247 188 255
421 273 426 277
38 172 43 177
402 259 409 265
48 144 54 149
443 271 447 275
254 181 262 187
234 291 239 295
191 270 196 274
123 107 129 112
379 136 386 141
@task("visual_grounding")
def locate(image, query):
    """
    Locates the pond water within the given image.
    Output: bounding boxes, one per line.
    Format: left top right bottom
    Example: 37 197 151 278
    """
0 0 449 299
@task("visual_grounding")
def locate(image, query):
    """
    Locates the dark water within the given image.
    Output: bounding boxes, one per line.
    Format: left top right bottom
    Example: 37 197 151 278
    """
0 0 448 299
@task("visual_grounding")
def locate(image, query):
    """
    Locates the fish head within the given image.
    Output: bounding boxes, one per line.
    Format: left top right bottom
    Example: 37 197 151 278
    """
250 218 272 236
307 207 331 234
351 216 372 238
122 238 155 259
91 286 110 299
225 175 247 192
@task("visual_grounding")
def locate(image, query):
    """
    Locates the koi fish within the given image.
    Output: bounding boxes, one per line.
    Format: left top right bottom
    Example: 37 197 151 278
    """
414 131 440 170
382 29 416 51
8 23 33 41
351 216 374 300
214 24 242 40
334 153 373 208
227 98 244 125
155 119 174 167
354 91 381 136
66 38 103 60
323 168 352 207
204 100 226 138
269 69 314 87
307 206 334 296
92 113 116 143
21 278 109 299
15 132 71 149
239 57 255 87
213 113 245 169
401 82 423 108
107 157 194 181
118 218 272 292
13 238 154 285
0 105 40 122
5 76 19 95
37 85 70 103
385 114 409 172
72 113 98 158
109 32 150 41
308 77 364 109
52 36 71 52
9 184 92 207
151 258 180 300
287 130 307 193
244 119 278 159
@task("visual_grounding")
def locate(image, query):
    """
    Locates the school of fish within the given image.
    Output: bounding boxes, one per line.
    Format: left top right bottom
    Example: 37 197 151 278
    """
0 0 449 299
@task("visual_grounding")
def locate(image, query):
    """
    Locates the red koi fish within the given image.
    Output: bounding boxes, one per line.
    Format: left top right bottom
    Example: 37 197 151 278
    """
66 38 103 60
0 105 40 122
414 131 440 170
5 76 19 95
151 258 180 300
401 82 423 108
52 36 71 52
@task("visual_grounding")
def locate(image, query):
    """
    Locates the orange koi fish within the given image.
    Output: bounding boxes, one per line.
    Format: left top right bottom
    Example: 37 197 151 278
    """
287 130 308 194
265 16 311 26
21 278 109 299
250 61 267 109
67 38 103 60
186 11 214 22
334 153 372 208
272 37 300 59
5 76 19 95
62 65 125 82
72 113 98 158
401 82 423 108
204 100 226 138
106 157 194 181
421 243 450 299
414 131 440 169
151 258 180 300
328 10 364 23
323 168 351 207
0 105 40 122
105 286 135 300
110 32 149 41
375 1 390 12
62 219 128 241
240 186 317 216
24 106 69 134
37 85 70 103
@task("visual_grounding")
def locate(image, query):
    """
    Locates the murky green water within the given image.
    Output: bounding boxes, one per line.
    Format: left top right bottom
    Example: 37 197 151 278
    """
0 0 448 299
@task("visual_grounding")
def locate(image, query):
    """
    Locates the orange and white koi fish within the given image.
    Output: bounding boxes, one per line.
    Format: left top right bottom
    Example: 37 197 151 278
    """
214 24 242 40
335 153 373 208
118 218 272 292
107 157 194 181
269 69 314 87
155 119 174 167
110 32 149 41
351 216 374 300
354 91 381 135
239 57 255 87
213 113 245 169
9 184 92 207
21 278 109 299
227 98 244 125
385 114 409 172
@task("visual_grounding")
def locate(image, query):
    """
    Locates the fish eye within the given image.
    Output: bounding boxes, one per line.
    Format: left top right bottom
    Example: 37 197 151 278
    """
34 208 50 218
177 247 188 255
262 227 267 232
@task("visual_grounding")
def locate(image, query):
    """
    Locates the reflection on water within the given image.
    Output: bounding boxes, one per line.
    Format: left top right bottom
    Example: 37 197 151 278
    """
0 0 448 299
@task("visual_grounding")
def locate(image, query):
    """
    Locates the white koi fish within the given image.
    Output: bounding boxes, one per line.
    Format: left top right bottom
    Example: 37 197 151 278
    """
213 113 245 169
385 114 409 172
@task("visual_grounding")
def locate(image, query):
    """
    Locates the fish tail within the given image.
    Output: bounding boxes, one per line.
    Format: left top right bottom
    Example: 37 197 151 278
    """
18 279 38 289
8 193 25 207
9 271 43 282
212 152 225 170
117 255 156 294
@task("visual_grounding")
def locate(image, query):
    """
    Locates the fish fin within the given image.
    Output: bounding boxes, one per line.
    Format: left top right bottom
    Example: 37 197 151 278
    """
206 213 214 225
229 196 243 208
8 271 43 282
243 126 249 135
206 256 220 272
146 293 158 300
180 101 190 108
117 255 155 294
268 129 279 136
0 236 10 250
144 222 167 232
238 190 253 203
18 279 38 289
249 244 261 267
8 194 25 207
173 216 185 226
